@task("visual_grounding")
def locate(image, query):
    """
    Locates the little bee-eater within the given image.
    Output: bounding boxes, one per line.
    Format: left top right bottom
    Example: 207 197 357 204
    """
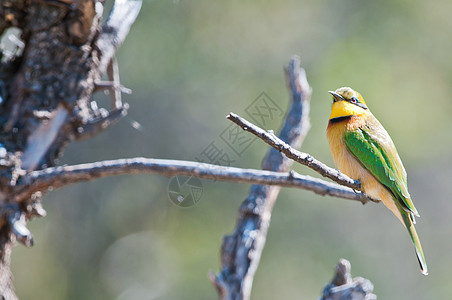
326 87 428 275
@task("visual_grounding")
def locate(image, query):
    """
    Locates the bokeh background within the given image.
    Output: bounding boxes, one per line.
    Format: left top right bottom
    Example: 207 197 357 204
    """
10 0 452 299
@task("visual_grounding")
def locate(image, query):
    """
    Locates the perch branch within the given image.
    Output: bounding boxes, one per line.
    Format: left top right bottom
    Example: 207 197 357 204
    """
227 112 362 190
15 158 369 203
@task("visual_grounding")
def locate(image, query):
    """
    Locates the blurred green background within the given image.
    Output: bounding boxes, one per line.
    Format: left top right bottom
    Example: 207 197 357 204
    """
10 0 452 299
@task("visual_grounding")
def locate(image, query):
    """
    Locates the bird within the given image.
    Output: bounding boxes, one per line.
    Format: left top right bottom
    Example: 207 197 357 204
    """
326 86 428 275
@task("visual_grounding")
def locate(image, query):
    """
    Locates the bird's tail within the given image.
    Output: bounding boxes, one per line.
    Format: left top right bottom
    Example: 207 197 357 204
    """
402 212 428 275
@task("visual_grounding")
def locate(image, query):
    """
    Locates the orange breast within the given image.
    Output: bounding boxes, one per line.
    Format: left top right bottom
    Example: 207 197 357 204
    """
326 116 367 180
326 117 404 224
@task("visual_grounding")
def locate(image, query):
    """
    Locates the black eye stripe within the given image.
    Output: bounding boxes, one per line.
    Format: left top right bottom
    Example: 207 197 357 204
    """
347 97 367 109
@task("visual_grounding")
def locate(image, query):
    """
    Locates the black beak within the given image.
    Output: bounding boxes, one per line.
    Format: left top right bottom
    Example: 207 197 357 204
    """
328 91 345 102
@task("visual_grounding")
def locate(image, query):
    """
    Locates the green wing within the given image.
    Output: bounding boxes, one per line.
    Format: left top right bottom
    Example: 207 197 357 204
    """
344 115 418 216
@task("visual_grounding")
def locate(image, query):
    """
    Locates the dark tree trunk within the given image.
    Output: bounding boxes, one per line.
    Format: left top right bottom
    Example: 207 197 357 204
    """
0 1 140 297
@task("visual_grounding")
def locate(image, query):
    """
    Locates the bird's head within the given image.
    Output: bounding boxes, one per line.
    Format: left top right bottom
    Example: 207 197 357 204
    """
328 87 369 121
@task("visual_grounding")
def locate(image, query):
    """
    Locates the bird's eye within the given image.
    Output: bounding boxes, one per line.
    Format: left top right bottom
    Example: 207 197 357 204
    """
350 97 359 103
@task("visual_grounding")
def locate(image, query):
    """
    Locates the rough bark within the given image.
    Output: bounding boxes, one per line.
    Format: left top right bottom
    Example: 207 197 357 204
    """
210 56 312 299
0 1 141 297
321 259 376 300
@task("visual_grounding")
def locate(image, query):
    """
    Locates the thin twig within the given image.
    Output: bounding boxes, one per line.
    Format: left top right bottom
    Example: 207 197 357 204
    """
15 158 368 203
226 112 361 190
106 57 123 109
74 104 129 140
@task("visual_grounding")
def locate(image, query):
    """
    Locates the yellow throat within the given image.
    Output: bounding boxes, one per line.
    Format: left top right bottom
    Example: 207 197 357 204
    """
328 87 370 120
330 100 364 119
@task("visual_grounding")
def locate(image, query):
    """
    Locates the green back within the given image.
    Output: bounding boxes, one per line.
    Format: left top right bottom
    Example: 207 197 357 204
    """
344 115 418 216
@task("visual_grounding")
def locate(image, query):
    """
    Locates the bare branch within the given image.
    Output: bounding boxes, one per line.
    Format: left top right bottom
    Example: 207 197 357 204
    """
0 203 34 247
97 0 142 74
227 112 361 190
106 57 123 109
8 209 33 247
212 55 311 300
74 104 129 141
321 259 376 300
15 158 368 203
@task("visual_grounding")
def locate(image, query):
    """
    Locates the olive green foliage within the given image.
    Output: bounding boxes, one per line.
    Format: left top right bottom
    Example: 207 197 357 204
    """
11 0 452 299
